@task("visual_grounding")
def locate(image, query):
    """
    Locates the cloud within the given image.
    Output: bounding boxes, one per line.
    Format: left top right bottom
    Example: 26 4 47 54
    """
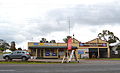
47 1 120 25
0 0 120 49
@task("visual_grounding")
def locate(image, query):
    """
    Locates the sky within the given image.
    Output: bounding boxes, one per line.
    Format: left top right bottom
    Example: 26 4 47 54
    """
0 0 120 49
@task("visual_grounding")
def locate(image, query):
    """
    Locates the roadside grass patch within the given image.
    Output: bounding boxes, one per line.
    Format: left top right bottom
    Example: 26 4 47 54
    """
0 61 81 64
82 58 120 60
107 58 120 60
0 61 61 64
0 52 3 55
0 52 11 55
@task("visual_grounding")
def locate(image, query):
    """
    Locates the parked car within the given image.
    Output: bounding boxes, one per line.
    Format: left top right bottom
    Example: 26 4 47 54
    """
3 50 31 61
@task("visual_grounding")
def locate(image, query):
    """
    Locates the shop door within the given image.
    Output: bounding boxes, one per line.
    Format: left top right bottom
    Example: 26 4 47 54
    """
37 49 40 57
40 49 44 57
99 48 107 58
89 48 98 58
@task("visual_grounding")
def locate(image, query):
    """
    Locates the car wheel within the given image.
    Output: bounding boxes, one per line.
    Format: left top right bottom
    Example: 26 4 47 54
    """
5 56 10 61
22 57 27 61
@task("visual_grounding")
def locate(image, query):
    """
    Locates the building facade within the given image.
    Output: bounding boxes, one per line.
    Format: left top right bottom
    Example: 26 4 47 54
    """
78 38 110 58
28 38 110 59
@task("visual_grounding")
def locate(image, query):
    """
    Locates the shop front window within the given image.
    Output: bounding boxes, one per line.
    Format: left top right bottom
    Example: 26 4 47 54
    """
59 50 65 56
45 49 50 56
31 49 36 56
45 49 57 56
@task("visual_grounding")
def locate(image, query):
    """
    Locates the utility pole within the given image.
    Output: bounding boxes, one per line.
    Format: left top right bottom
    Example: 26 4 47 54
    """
68 17 70 35
62 17 79 63
68 17 71 62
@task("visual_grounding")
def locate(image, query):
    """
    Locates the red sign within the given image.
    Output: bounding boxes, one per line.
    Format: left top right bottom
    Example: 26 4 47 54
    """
68 38 72 50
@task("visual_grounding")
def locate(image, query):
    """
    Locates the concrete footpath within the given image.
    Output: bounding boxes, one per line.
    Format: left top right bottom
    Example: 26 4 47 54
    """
29 59 120 63
29 59 120 64
29 59 63 63
1 59 120 64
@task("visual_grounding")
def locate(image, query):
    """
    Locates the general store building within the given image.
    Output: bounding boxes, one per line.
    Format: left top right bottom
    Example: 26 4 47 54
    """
28 38 110 59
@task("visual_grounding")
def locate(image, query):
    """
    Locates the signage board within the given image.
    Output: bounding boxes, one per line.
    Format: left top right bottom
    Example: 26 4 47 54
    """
52 53 57 56
81 54 89 58
78 49 88 54
45 52 50 56
34 43 39 45
33 43 57 46
78 50 84 54
79 43 107 47
68 38 72 50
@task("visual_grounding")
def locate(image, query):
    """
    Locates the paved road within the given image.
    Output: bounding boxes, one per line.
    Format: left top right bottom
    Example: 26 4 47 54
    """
0 63 120 73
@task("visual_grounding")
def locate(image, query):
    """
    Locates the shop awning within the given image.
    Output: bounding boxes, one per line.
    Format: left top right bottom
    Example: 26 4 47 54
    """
28 46 77 49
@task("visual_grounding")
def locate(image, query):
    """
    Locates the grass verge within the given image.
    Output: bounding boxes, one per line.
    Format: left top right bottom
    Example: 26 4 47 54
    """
0 61 80 64
82 58 120 60
0 61 60 64
0 52 11 55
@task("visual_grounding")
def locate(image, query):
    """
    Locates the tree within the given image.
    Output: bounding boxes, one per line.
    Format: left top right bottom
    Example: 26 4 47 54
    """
10 41 16 51
63 36 71 43
50 40 56 43
0 39 10 51
98 30 120 44
40 38 48 43
0 48 5 51
18 48 22 50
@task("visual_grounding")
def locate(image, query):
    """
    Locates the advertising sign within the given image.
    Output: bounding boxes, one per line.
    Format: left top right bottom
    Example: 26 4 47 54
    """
45 52 50 56
33 43 57 46
78 49 88 54
34 43 39 45
78 50 84 54
52 53 57 56
79 43 107 47
68 38 72 50
81 54 89 58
